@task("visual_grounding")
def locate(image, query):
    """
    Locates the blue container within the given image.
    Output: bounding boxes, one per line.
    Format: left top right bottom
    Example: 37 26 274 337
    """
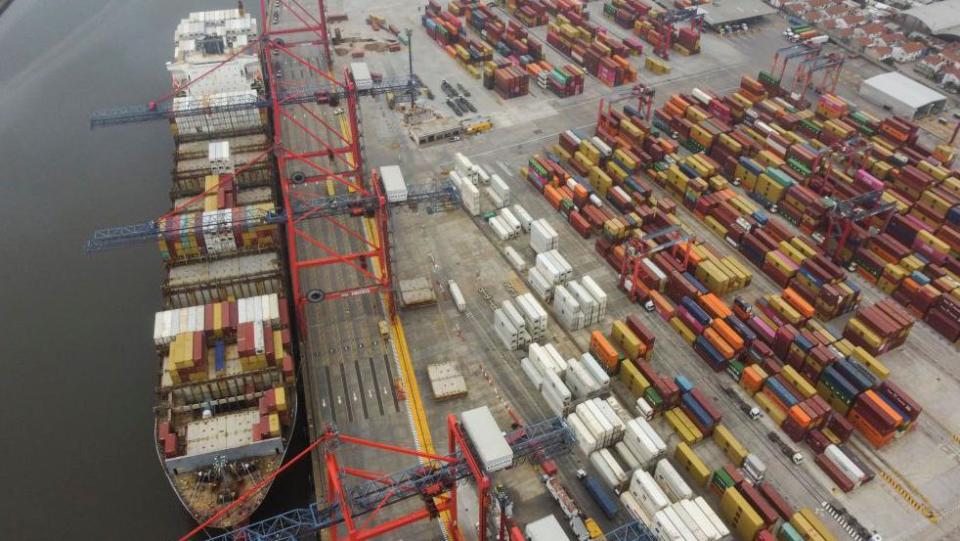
835 358 877 393
215 341 226 371
675 375 695 394
682 393 714 430
681 297 712 326
623 105 640 119
581 475 619 519
679 163 699 180
910 271 931 286
695 336 726 370
765 378 798 408
792 333 814 353
739 156 764 176
752 211 769 225
820 366 858 404
683 272 708 296
797 268 823 288
725 315 757 344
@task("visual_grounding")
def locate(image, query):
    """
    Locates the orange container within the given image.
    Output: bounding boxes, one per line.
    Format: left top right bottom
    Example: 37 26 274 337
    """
788 404 812 428
590 331 621 373
782 287 815 319
544 185 563 209
650 290 675 318
704 328 735 360
861 390 904 427
699 293 733 319
711 318 745 351
612 55 630 69
741 365 767 394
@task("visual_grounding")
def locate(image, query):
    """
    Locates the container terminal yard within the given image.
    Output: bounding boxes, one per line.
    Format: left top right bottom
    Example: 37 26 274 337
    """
79 0 960 540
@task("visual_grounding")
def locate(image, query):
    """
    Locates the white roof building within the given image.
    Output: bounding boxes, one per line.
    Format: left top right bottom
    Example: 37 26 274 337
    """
859 72 947 119
167 9 261 96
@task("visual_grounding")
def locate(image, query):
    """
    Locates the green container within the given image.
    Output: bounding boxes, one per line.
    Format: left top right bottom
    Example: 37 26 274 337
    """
777 522 804 541
787 157 811 178
765 167 796 188
711 468 734 490
727 360 745 381
644 387 663 410
799 119 821 135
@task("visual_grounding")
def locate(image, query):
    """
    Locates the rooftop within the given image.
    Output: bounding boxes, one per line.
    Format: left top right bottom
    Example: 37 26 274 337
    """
861 71 946 108
903 0 960 38
699 0 777 26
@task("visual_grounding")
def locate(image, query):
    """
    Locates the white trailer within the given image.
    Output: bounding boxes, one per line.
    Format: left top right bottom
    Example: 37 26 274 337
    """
448 280 466 312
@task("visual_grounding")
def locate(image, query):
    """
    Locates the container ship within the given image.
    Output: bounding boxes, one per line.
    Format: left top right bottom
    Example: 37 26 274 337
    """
151 8 297 528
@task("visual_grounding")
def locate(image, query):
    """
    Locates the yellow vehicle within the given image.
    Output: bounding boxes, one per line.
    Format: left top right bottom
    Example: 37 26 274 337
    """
326 179 336 197
584 517 603 539
378 320 390 341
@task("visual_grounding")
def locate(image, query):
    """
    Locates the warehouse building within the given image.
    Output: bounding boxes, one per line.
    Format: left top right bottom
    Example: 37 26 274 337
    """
858 72 947 119
700 0 776 29
900 0 960 40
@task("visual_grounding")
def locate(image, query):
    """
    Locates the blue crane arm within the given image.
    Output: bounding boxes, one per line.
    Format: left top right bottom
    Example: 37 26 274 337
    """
90 77 419 128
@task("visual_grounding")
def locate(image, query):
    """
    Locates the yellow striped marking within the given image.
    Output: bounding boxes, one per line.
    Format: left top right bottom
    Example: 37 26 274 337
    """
876 469 938 523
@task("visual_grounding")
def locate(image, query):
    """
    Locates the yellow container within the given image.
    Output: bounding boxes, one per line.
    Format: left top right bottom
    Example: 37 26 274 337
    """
713 424 749 466
675 442 711 486
850 346 889 380
754 392 787 425
781 366 816 398
720 488 764 541
620 360 651 396
670 316 697 344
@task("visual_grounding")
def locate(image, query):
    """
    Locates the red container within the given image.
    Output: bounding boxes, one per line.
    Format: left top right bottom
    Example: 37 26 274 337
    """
816 453 856 493
759 482 794 521
569 210 591 238
690 388 723 425
739 481 779 527
626 314 656 347
806 428 830 454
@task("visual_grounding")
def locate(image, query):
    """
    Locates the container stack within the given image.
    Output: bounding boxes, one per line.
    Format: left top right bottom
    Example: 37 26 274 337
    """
542 11 637 87
843 300 914 355
530 218 559 253
493 65 530 99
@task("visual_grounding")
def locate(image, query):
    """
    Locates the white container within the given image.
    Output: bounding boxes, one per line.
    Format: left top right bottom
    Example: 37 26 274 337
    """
629 469 670 517
663 506 698 541
501 299 526 332
544 343 569 373
653 510 684 541
589 194 604 208
680 499 720 541
448 170 464 191
454 152 474 178
485 187 505 210
516 293 548 333
529 343 558 378
825 445 865 487
489 216 510 240
525 514 570 541
600 447 629 487
492 172 510 196
535 253 562 285
379 165 408 203
564 129 582 146
594 398 626 443
634 417 667 456
591 136 613 158
605 396 633 423
621 491 653 526
512 204 533 232
448 280 466 312
590 449 627 489
543 370 571 406
473 164 490 185
494 308 520 350
624 419 661 467
553 284 584 331
461 406 513 472
635 397 654 420
581 275 607 318
568 412 599 455
614 441 642 471
655 459 693 502
499 207 522 235
642 258 667 290
541 381 568 416
691 88 713 106
521 357 543 390
742 454 766 484
565 361 599 399
694 497 730 540
504 246 526 272
581 353 610 389
530 219 559 253
577 402 610 447
528 267 553 301
544 250 573 283
461 181 480 216
568 281 598 325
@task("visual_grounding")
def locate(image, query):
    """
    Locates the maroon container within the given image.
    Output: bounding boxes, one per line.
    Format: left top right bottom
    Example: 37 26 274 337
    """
758 482 795 521
626 314 656 347
690 388 723 425
806 428 830 455
739 481 779 527
816 453 855 492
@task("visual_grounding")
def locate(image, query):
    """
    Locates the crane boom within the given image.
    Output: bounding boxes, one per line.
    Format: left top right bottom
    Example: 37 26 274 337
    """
90 77 418 128
201 416 573 541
